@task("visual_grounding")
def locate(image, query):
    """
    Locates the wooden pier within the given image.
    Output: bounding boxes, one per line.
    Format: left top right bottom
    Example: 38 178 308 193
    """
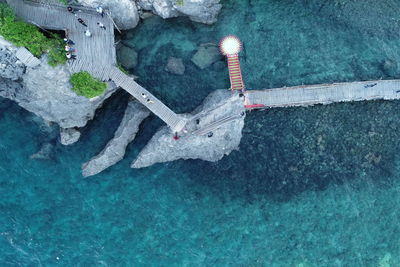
245 80 400 109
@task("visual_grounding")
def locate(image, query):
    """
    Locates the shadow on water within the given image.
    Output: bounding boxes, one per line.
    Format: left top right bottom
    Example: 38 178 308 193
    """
176 100 400 202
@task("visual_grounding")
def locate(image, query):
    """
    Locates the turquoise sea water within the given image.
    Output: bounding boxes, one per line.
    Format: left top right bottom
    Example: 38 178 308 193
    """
2 0 400 265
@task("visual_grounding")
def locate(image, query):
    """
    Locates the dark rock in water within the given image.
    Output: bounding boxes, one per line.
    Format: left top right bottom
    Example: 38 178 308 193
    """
382 59 398 77
191 44 222 69
30 143 54 160
117 45 138 69
165 57 185 75
212 61 226 72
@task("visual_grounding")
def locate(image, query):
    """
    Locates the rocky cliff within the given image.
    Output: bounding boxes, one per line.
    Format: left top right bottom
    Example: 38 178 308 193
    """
77 0 221 29
0 37 118 144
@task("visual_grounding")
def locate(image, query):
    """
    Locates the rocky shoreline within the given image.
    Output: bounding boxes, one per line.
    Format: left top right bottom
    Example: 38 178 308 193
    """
77 0 222 30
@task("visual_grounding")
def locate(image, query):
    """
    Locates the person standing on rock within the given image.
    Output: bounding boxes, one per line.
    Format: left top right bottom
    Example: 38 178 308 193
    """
77 18 87 27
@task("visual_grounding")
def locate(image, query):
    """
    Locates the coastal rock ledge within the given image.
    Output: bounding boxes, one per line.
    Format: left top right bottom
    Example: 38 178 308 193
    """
132 90 245 168
82 100 150 177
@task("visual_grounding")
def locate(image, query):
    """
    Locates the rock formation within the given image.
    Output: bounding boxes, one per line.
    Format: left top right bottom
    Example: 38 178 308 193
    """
82 100 150 177
136 0 222 25
60 128 81 145
0 37 118 145
132 90 245 168
77 0 140 30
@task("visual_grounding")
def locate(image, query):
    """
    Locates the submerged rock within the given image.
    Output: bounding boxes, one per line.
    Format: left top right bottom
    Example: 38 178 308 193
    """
30 143 54 160
165 57 185 75
77 0 139 30
191 44 221 69
117 45 138 70
60 128 81 146
82 101 150 177
382 59 397 77
132 90 245 168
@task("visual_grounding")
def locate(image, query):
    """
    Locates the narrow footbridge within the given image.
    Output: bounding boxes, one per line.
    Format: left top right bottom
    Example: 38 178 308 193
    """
7 0 186 132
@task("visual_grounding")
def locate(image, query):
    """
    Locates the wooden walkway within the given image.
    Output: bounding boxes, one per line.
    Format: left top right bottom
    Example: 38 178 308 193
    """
7 0 186 132
245 80 400 109
15 47 41 67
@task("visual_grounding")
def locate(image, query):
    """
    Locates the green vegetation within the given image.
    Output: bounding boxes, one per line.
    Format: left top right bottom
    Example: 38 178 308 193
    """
176 0 184 6
0 3 66 66
118 63 129 75
70 71 107 98
57 0 68 5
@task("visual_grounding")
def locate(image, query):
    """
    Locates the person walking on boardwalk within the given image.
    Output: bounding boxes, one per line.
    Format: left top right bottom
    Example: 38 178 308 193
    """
77 18 87 27
84 29 92 37
63 38 75 45
97 22 106 30
67 6 75 14
65 45 75 52
96 6 104 17
66 52 76 60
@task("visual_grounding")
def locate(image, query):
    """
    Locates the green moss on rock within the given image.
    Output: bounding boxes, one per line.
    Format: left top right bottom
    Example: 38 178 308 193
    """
70 71 107 98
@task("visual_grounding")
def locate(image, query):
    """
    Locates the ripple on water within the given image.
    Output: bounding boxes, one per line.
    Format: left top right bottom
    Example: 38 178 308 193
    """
2 0 400 265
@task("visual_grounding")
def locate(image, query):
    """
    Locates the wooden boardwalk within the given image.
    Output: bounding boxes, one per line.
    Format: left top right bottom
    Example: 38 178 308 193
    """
7 0 186 132
245 80 400 109
15 47 41 67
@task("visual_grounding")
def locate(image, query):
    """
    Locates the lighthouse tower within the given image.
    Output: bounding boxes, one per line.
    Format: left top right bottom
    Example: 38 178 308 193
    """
219 35 245 91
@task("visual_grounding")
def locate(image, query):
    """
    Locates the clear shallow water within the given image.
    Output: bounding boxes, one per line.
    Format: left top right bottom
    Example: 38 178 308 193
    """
2 0 400 265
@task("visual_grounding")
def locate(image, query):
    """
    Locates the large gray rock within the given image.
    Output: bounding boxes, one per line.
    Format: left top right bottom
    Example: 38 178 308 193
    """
0 41 118 131
132 90 245 168
191 44 221 69
136 0 221 24
60 128 81 145
174 0 222 24
18 56 117 129
82 100 150 177
77 0 140 30
117 45 138 70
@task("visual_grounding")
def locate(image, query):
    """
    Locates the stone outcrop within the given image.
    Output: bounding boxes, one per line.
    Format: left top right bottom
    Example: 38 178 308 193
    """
136 0 222 25
0 38 118 145
20 56 118 129
77 0 140 30
60 128 81 145
132 90 245 168
82 100 150 177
